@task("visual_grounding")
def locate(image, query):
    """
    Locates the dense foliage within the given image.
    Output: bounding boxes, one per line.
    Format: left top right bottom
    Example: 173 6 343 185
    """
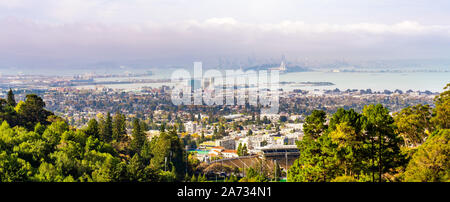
288 84 450 182
0 92 188 182
1 84 449 182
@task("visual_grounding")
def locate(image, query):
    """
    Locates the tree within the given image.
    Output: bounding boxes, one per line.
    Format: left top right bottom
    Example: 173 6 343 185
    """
160 122 166 132
0 98 18 127
190 173 197 182
303 110 327 139
139 140 153 165
239 167 268 182
394 104 433 147
329 122 361 177
85 119 100 139
100 112 113 142
404 129 450 182
7 89 16 107
326 108 367 178
328 108 364 134
97 112 112 142
288 110 339 182
42 121 69 148
247 129 253 136
362 104 405 182
130 118 147 154
140 121 149 132
432 83 450 129
150 129 186 179
201 173 207 182
241 144 248 156
0 152 33 182
126 154 155 182
16 94 53 130
91 156 122 182
34 122 46 135
0 93 209 182
34 162 64 182
332 175 357 182
2 85 449 183
112 112 126 141
260 140 268 147
158 167 177 182
288 134 338 182
237 143 243 156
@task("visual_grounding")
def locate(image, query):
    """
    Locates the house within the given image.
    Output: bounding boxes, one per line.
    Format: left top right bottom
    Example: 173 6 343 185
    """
210 146 225 156
215 137 236 150
185 121 197 134
221 150 238 158
209 146 238 159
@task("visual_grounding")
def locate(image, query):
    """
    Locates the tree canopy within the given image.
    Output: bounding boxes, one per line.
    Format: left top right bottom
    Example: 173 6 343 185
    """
288 84 450 182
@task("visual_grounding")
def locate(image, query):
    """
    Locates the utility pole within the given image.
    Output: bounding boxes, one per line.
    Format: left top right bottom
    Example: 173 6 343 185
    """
185 145 188 175
260 159 263 175
285 151 288 182
274 160 277 182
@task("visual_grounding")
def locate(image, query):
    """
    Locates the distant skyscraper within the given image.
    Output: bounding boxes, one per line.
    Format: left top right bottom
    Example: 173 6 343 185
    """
280 54 287 71
270 54 287 72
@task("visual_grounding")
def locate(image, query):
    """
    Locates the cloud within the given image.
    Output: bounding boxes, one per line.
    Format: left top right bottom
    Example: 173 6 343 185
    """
0 16 450 70
0 0 28 8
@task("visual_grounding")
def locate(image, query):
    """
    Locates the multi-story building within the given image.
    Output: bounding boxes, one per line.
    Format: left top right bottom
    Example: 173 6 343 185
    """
185 121 197 134
215 137 236 150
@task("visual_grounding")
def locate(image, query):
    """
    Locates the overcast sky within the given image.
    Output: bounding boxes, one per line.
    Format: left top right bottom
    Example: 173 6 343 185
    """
1 0 450 71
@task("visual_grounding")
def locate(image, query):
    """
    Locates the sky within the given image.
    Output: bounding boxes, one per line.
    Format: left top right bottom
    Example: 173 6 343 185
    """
1 0 450 72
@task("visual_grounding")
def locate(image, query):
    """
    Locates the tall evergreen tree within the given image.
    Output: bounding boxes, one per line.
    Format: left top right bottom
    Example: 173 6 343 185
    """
101 112 113 142
237 143 243 156
362 104 405 182
0 98 18 127
328 108 366 177
303 110 328 139
112 112 126 141
16 94 53 129
140 121 148 132
288 133 338 182
150 128 186 180
242 144 248 156
7 89 16 107
85 118 100 139
130 118 146 154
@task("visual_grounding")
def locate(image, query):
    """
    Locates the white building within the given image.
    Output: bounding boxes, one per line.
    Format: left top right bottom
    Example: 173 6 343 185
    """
215 137 236 150
221 150 239 158
209 146 238 159
185 121 197 134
